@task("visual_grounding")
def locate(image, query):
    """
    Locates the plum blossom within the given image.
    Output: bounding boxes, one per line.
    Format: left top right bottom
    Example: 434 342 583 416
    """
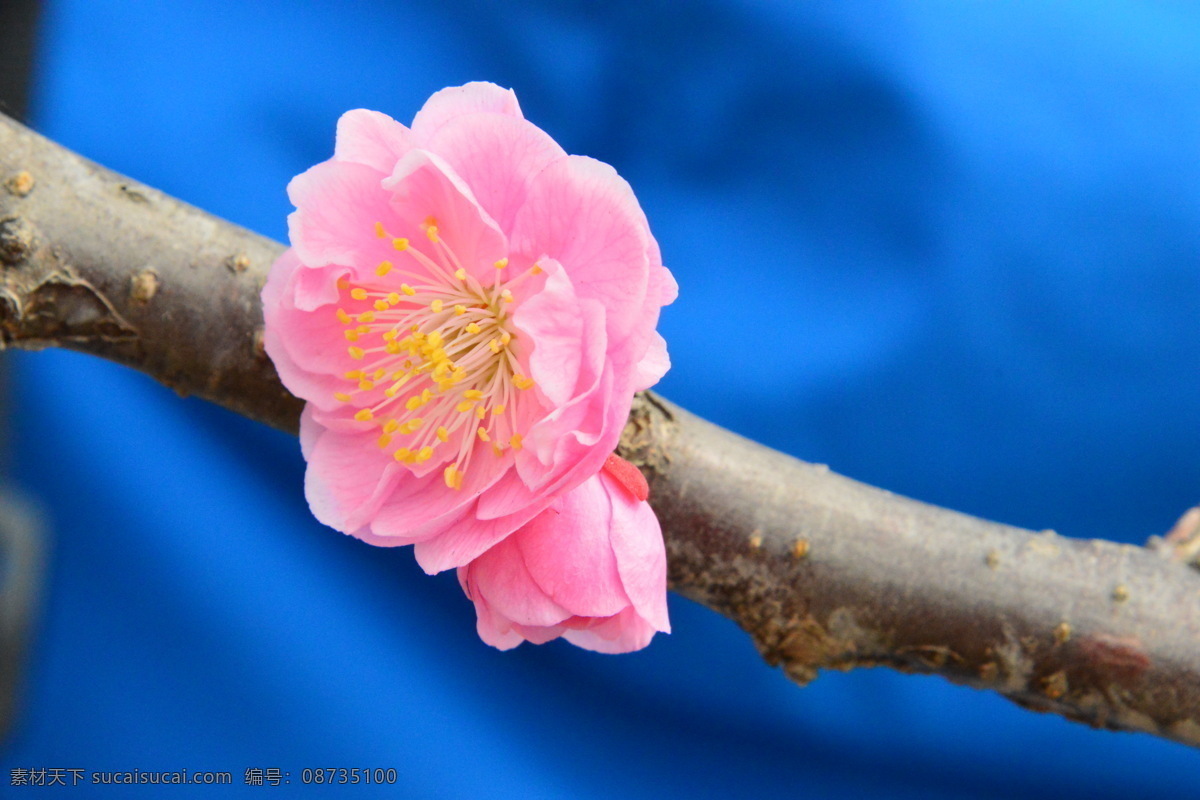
262 83 675 650
459 458 669 653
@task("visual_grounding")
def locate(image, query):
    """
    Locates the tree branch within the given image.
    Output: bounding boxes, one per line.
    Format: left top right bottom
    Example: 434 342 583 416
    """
4 113 1198 748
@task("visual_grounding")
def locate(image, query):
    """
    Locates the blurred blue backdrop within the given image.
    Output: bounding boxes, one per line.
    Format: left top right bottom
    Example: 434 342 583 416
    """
3 0 1199 796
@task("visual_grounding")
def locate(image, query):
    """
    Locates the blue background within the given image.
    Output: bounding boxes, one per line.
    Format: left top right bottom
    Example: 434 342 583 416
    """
4 0 1200 796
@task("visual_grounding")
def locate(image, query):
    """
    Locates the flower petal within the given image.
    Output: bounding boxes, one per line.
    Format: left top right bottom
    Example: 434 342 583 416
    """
515 475 629 618
423 111 566 234
301 412 403 532
563 607 658 654
287 160 396 273
632 330 671 392
511 258 583 408
381 149 508 283
411 82 523 142
334 109 415 174
511 155 652 351
602 471 670 633
465 532 572 627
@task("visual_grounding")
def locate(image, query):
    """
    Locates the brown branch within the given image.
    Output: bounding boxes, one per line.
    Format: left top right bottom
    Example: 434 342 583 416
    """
3 112 1199 748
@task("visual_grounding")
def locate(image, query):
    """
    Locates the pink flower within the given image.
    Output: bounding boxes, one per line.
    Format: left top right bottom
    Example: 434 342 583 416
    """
262 82 676 576
458 457 670 653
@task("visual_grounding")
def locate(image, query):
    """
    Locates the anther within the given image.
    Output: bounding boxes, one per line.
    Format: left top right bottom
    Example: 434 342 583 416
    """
376 261 393 277
351 288 368 300
393 238 409 251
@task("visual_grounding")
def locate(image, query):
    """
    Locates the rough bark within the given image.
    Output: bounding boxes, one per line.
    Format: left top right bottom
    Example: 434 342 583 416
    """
3 113 1198 748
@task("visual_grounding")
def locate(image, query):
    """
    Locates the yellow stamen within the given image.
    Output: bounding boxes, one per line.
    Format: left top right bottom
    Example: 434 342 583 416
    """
351 288 368 301
477 427 491 442
466 322 481 334
475 406 486 420
417 446 434 462
387 292 402 304
354 409 374 422
531 263 543 275
374 299 390 311
426 225 439 243
489 339 501 354
492 405 506 415
512 374 534 390
431 299 444 313
377 434 393 449
344 330 360 342
376 261 393 277
454 268 467 281
436 426 449 443
443 464 462 489
336 277 350 290
393 238 409 251
348 346 365 360
494 258 508 270
374 221 386 238
344 370 363 380
454 304 467 315
456 400 475 413
358 380 375 391
509 434 523 450
336 308 351 324
401 284 416 296
463 390 484 400
334 392 352 403
358 311 376 323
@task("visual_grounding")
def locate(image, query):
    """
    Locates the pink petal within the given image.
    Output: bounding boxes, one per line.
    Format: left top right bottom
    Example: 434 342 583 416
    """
563 607 658 654
518 296 612 482
287 160 397 273
334 109 415 173
602 470 670 633
302 414 402 533
423 111 566 234
261 257 352 411
411 82 523 142
510 155 652 351
515 476 629 618
466 586 526 651
381 149 508 283
466 533 572 627
632 330 671 392
510 622 567 645
365 449 510 547
412 494 552 574
511 258 583 407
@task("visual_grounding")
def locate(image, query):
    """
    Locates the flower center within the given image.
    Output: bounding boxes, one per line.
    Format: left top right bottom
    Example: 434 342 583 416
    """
330 217 541 489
